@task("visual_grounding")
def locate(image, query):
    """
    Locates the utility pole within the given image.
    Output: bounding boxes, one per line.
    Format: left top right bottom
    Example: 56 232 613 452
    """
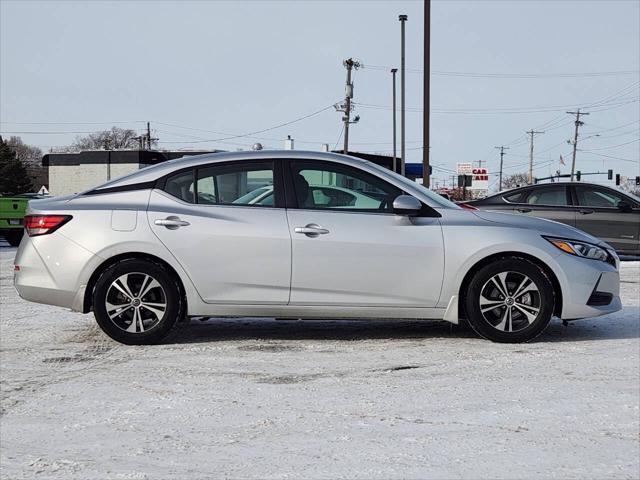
399 14 408 176
567 109 589 181
422 0 430 187
340 58 360 154
343 59 354 154
391 68 398 172
144 122 158 151
526 129 544 184
495 145 509 191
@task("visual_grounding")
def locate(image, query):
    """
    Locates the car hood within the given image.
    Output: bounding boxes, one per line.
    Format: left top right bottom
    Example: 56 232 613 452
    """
470 210 606 246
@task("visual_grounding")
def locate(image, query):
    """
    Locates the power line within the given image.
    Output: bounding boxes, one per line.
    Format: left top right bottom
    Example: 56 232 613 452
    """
579 137 640 151
362 64 640 78
578 151 639 163
156 104 336 145
353 97 638 115
0 120 146 126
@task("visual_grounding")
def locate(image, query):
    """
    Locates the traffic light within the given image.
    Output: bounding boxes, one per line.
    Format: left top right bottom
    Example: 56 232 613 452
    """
576 171 581 181
608 169 613 180
636 176 640 186
616 174 621 186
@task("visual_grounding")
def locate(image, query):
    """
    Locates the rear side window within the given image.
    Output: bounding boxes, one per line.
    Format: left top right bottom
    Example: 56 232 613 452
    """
196 161 274 206
525 186 569 206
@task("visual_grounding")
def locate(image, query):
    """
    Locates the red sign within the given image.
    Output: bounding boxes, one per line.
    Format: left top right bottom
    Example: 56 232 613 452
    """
472 168 488 181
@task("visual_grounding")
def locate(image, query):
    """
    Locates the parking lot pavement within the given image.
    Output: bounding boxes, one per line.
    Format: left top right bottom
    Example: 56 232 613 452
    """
0 246 638 480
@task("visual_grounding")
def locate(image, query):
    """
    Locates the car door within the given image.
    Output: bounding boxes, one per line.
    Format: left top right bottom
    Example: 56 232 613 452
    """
285 159 444 307
510 185 577 227
148 159 292 304
573 185 640 253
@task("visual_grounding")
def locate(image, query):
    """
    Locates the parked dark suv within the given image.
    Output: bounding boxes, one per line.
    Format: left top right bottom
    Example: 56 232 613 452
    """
467 182 640 255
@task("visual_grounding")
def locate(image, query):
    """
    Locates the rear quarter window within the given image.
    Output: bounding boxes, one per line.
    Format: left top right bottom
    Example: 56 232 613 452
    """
164 171 195 203
503 191 528 203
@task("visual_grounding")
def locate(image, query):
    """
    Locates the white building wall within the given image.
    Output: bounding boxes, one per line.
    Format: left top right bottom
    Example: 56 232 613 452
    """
49 163 141 196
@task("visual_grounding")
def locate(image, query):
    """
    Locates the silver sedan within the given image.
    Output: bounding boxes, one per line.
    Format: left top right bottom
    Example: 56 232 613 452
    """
14 151 621 344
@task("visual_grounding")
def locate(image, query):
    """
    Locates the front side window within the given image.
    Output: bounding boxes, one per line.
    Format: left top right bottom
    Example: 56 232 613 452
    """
575 186 632 208
290 161 402 212
525 186 569 206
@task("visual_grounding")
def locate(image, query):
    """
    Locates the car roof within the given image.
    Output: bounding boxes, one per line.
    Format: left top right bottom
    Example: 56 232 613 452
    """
89 150 372 192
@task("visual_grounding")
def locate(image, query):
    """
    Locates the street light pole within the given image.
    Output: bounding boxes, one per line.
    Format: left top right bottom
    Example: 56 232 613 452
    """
391 68 398 173
422 0 430 187
399 14 407 176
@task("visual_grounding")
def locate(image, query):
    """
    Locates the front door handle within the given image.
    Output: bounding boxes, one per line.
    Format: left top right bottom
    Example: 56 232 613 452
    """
517 208 532 213
154 216 190 229
294 223 330 237
579 209 594 215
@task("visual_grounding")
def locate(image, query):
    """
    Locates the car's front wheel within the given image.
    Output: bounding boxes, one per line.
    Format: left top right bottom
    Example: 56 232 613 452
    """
92 259 184 345
465 258 555 343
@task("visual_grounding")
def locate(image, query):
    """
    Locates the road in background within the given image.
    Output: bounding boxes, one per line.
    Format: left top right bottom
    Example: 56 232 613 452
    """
1 247 638 479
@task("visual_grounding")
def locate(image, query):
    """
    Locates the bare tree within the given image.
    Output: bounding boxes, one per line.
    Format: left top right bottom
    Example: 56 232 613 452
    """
619 178 640 197
501 172 529 190
71 127 140 151
5 136 46 188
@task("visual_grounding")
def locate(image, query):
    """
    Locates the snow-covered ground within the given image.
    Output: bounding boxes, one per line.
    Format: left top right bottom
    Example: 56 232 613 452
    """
1 246 638 480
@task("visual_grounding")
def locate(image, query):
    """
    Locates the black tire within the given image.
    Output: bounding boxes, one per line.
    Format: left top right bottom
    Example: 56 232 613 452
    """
93 259 184 345
5 230 23 247
464 257 555 343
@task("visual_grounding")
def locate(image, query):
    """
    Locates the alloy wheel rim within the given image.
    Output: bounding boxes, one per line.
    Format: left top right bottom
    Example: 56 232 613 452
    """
105 273 167 333
479 271 541 333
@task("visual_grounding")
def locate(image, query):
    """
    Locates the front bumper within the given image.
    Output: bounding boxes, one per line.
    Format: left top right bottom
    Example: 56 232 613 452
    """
554 251 621 320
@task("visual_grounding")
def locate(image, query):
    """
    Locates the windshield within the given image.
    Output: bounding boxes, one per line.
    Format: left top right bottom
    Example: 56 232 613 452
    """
366 162 460 209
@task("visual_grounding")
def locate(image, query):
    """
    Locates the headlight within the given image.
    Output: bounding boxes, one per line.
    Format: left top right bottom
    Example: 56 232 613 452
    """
544 236 611 262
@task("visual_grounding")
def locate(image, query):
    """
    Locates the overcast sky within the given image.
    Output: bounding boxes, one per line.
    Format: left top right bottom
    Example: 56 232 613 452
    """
1 0 638 188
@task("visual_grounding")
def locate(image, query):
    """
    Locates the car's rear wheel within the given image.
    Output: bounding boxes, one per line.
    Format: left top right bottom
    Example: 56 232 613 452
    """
5 230 23 247
464 258 554 343
93 259 183 345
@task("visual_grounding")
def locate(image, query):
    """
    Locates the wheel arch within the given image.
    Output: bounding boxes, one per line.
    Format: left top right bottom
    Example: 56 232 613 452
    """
457 251 563 319
82 252 187 315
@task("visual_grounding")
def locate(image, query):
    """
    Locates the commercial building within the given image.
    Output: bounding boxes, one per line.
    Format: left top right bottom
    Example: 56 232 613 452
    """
42 150 220 195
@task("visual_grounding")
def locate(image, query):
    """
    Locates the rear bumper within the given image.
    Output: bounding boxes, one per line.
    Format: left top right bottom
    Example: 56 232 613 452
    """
13 233 97 310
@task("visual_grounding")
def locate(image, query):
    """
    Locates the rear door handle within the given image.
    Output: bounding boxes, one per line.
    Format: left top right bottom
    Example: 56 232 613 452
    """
154 216 190 229
517 208 532 213
579 209 594 215
294 223 330 237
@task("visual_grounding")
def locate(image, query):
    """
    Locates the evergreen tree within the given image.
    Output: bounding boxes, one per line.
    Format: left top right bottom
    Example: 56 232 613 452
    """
0 136 34 195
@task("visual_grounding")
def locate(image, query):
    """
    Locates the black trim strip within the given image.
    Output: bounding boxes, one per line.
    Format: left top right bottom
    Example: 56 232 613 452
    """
84 181 158 196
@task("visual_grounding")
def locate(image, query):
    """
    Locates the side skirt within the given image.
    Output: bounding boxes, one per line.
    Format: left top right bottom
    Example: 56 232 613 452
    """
187 304 449 322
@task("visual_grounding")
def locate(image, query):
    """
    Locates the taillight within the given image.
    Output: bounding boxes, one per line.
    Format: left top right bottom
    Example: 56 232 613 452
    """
23 215 72 236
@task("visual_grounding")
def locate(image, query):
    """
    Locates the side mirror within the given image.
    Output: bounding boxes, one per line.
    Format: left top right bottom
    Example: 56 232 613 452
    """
393 195 422 216
618 201 633 213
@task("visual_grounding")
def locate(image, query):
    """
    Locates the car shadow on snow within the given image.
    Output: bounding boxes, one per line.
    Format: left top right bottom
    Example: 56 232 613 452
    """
169 318 478 344
166 315 639 345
